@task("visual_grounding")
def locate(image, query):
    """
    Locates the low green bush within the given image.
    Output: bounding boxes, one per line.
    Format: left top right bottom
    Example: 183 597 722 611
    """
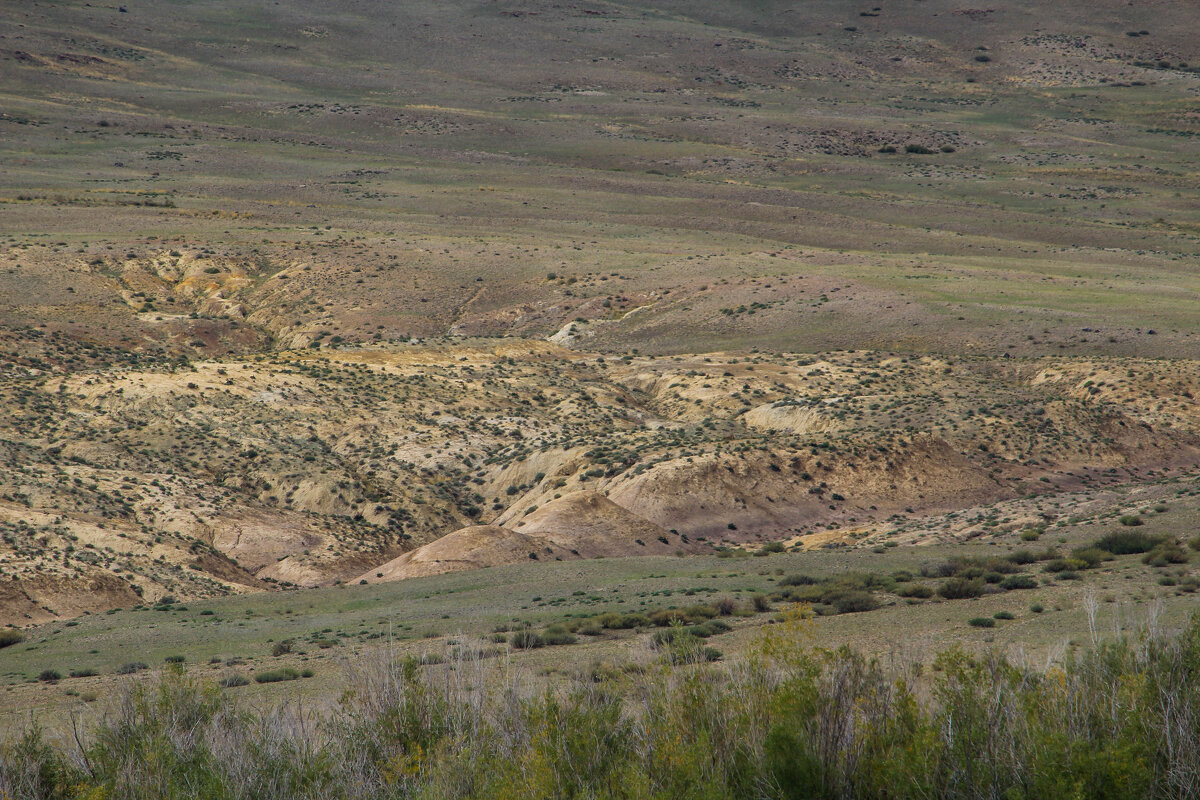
939 578 986 600
1096 530 1163 554
1000 575 1038 591
510 630 544 649
1070 547 1112 568
540 625 577 646
828 590 880 614
253 668 299 684
1044 558 1087 573
1143 542 1189 567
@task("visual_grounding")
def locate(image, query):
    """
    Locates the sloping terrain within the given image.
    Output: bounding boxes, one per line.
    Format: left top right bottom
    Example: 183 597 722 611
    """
3 340 1200 622
358 490 689 581
1 0 1200 359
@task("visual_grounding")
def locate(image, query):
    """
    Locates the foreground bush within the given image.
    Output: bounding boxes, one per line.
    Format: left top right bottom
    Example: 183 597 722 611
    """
4 611 1200 799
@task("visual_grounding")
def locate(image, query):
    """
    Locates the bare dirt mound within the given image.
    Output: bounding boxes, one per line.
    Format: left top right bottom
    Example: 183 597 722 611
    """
513 491 691 557
0 573 140 627
357 526 552 582
359 491 696 582
606 435 1004 543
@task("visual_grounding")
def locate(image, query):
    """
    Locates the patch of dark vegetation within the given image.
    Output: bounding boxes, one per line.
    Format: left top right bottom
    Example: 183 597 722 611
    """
6 617 1200 798
1095 530 1166 555
253 668 300 684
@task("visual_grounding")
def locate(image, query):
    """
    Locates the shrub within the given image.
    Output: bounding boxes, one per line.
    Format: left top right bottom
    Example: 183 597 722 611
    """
0 629 24 648
576 621 603 636
994 611 1015 620
1030 602 1045 613
1143 542 1188 567
608 612 650 629
271 641 293 657
1096 530 1163 554
1119 515 1143 527
253 668 299 684
220 675 249 688
1000 575 1038 591
898 584 934 599
905 144 934 154
1070 547 1111 568
651 629 679 647
938 578 986 600
164 655 186 664
650 609 689 627
117 662 149 674
661 631 723 664
510 630 544 649
968 617 995 628
714 597 737 616
828 590 880 614
1008 549 1038 565
779 574 817 587
751 594 771 613
691 620 731 637
540 625 578 646
38 670 63 683
69 668 98 678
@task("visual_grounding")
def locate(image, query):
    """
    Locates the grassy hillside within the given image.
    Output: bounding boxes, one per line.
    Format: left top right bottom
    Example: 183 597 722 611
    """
2 0 1200 727
2 0 1200 357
